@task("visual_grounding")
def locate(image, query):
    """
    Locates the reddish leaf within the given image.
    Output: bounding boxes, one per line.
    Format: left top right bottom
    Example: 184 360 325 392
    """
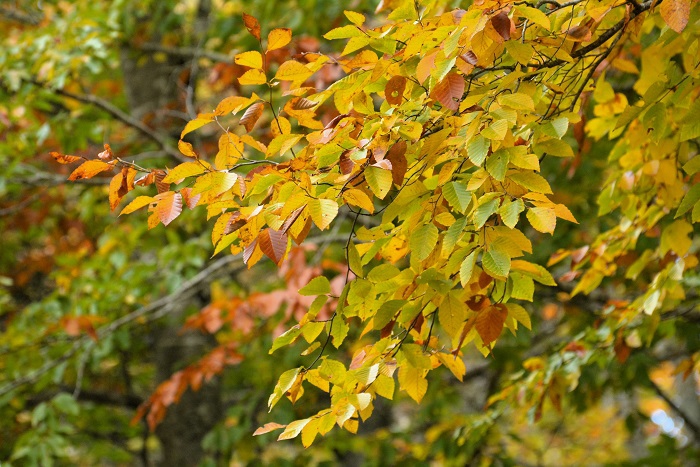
281 206 305 234
68 160 114 180
490 11 512 41
154 191 183 226
475 304 507 345
50 152 83 164
385 75 407 106
240 102 264 132
253 422 286 436
258 228 288 265
242 13 261 40
136 171 156 187
431 72 464 111
386 141 407 185
243 238 259 264
97 143 114 161
180 187 201 209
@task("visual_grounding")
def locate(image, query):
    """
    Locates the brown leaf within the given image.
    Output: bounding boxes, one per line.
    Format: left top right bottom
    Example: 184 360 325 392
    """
475 304 507 345
258 228 288 265
154 170 170 194
291 97 318 110
431 72 464 111
242 13 261 40
660 0 690 33
154 192 183 226
385 75 407 106
565 24 592 42
50 152 83 164
68 160 114 181
240 102 264 132
281 206 305 234
339 151 356 175
490 11 512 41
253 422 286 436
463 51 478 65
243 238 258 264
386 141 407 186
291 215 312 244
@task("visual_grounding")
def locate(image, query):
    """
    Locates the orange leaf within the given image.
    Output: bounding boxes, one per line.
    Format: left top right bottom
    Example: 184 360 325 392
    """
178 140 198 158
660 0 690 33
240 102 264 132
242 13 261 40
109 171 125 211
68 160 114 181
432 72 464 111
154 192 183 226
475 304 507 345
253 422 286 436
258 228 288 265
416 51 437 84
385 75 407 106
267 28 292 52
50 152 83 164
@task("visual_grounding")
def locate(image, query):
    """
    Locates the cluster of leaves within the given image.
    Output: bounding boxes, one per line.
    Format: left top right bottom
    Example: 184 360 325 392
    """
55 0 700 448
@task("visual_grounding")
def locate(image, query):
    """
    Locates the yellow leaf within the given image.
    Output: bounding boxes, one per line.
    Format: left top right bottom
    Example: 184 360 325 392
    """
238 69 267 86
267 28 292 52
398 366 427 403
342 188 375 213
506 303 531 330
274 60 313 82
309 198 338 230
439 291 467 339
344 10 365 26
120 196 154 215
526 207 556 234
234 50 263 69
162 162 208 183
181 114 214 139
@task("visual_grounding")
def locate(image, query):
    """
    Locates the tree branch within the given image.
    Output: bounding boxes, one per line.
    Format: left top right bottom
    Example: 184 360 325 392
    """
30 80 187 163
650 379 700 440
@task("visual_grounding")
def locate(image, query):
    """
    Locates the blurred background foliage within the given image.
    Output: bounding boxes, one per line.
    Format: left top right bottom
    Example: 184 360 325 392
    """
1 0 698 465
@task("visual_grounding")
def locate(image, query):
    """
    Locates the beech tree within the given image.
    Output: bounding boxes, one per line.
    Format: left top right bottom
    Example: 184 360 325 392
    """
2 0 700 464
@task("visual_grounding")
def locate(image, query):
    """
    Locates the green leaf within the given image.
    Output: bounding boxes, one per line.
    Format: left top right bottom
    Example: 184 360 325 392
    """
486 149 509 181
270 325 302 354
498 198 525 228
473 198 500 229
482 248 511 278
442 181 471 213
365 166 393 199
675 183 700 218
299 276 331 296
460 250 478 286
410 224 439 261
468 135 489 166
